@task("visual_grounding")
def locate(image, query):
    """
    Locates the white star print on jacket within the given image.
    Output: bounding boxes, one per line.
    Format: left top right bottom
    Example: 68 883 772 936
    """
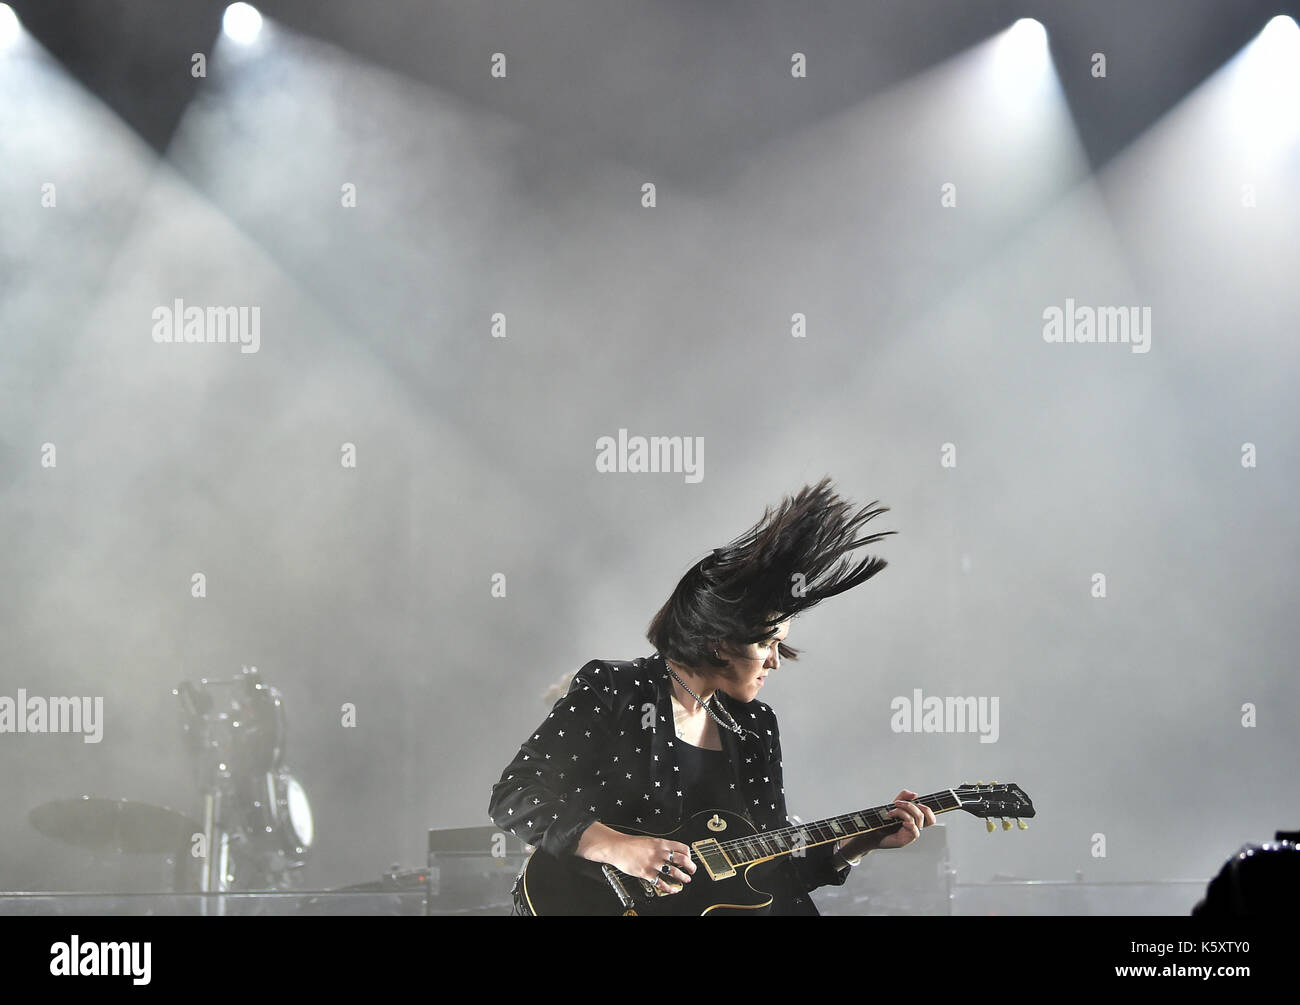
487 653 849 915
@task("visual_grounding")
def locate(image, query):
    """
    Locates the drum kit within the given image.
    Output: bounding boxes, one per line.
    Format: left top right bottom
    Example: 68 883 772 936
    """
27 666 314 912
22 665 524 915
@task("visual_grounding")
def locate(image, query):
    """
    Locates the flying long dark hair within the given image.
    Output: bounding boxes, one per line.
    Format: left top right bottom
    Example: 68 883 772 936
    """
646 476 894 673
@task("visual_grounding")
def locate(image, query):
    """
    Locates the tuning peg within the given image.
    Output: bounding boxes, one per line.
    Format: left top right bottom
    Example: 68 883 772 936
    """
1017 819 1028 830
985 819 995 833
992 780 998 785
977 780 985 786
1002 818 1012 831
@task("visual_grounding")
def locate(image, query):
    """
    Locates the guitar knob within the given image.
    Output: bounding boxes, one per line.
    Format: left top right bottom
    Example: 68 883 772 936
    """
1017 819 1028 830
985 819 995 833
1001 819 1012 831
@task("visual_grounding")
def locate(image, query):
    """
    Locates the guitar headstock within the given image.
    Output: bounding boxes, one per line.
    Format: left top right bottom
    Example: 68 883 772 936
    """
954 782 1035 832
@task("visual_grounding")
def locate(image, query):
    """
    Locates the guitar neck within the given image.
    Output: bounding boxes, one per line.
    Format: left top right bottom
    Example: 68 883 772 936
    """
713 790 963 868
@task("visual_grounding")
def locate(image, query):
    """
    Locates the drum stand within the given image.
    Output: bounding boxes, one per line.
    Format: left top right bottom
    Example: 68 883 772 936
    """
197 791 232 916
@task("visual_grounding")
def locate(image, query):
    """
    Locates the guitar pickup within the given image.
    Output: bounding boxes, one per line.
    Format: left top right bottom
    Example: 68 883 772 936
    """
691 838 736 880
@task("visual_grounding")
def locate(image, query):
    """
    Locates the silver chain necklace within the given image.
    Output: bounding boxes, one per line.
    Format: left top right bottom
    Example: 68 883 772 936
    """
662 655 756 740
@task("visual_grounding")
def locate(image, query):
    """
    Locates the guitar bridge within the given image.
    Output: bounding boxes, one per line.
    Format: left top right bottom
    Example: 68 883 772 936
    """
691 838 736 880
607 865 675 900
600 864 638 909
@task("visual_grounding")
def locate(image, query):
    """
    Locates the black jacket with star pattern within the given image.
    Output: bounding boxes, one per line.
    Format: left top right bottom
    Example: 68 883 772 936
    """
488 652 850 914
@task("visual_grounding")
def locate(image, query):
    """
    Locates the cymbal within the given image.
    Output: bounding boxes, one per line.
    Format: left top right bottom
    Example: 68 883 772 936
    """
29 797 198 855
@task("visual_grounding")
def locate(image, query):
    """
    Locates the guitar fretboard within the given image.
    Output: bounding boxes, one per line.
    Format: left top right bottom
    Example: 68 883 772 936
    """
707 790 963 869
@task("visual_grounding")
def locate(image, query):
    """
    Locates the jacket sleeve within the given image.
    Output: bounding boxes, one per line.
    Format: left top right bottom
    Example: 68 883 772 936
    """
767 720 851 893
487 663 617 859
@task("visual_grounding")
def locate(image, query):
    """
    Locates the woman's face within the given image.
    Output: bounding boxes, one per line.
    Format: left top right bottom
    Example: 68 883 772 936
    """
712 619 790 704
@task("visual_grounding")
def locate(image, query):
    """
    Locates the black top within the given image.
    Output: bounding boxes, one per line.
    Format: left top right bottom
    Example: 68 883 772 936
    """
675 739 741 819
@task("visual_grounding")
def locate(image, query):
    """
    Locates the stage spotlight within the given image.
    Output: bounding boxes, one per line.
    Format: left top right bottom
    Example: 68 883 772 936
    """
1263 13 1299 40
988 16 1052 95
999 17 1049 72
222 3 263 45
0 4 21 49
1253 14 1300 78
1230 13 1300 156
1249 14 1300 82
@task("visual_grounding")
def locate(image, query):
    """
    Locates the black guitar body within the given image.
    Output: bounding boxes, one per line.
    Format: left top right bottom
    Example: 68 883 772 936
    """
510 783 1036 915
515 809 783 916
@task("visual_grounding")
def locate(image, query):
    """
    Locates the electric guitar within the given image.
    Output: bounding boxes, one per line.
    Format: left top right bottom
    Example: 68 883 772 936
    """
513 781 1035 915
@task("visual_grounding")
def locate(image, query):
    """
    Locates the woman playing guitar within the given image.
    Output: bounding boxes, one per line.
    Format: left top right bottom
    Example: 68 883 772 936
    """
488 477 935 915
